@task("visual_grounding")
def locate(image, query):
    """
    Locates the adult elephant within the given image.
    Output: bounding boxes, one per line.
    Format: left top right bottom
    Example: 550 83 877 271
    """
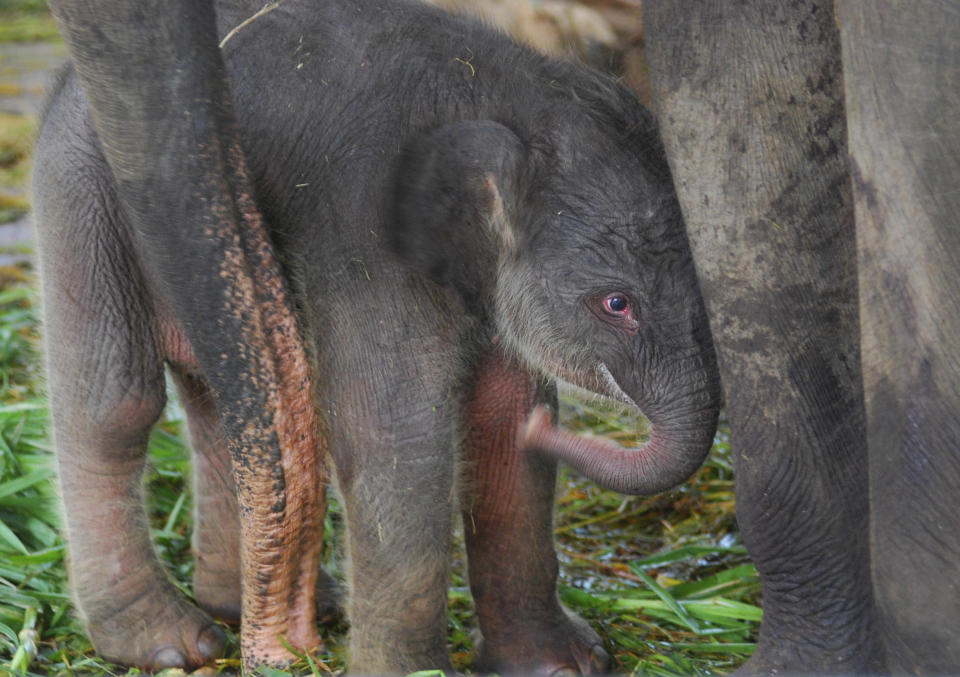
644 1 960 673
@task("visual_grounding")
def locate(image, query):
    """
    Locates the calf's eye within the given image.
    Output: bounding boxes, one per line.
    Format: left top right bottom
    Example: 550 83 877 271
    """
588 291 640 335
604 295 629 314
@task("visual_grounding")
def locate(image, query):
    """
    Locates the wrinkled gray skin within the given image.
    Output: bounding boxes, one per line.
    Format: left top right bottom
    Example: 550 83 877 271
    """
44 0 331 668
646 1 960 673
34 0 719 673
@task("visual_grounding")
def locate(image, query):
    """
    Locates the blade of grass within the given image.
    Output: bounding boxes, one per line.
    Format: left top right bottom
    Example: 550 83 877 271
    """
6 546 63 566
631 567 702 633
667 641 757 655
161 489 188 534
669 563 759 599
0 518 28 554
0 469 54 500
631 545 748 569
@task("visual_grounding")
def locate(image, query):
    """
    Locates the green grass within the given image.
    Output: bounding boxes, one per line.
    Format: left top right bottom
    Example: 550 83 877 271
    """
0 279 759 676
0 2 60 43
0 113 36 225
0 14 60 44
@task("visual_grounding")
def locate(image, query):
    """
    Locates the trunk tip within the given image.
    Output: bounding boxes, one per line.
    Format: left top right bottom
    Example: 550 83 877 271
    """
520 404 552 451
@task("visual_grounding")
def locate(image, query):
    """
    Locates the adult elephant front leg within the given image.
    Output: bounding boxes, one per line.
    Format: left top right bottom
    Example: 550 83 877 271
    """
840 3 960 670
646 1 881 672
462 346 608 676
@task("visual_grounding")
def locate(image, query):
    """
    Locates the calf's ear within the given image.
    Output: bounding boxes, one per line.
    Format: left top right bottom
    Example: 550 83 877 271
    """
389 120 525 306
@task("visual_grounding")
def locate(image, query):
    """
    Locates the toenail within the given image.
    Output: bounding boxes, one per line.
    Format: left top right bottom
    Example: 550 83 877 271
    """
197 623 227 659
150 645 187 669
590 644 610 672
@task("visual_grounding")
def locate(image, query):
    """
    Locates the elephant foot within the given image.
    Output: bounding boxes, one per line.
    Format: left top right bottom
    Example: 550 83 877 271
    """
84 578 226 670
475 610 609 676
734 645 830 676
733 625 884 675
733 643 795 676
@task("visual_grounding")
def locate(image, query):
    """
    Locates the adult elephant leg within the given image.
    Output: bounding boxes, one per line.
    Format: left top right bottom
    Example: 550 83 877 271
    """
839 3 960 670
646 2 881 672
462 346 608 676
48 1 326 666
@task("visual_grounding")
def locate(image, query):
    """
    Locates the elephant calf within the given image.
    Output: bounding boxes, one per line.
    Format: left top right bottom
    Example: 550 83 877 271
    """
34 0 720 672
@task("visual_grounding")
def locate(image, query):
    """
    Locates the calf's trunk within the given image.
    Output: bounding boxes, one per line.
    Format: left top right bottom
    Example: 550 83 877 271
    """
522 392 718 496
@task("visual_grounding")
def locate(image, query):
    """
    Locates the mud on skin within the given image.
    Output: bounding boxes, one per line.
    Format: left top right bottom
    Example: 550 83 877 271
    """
34 0 720 672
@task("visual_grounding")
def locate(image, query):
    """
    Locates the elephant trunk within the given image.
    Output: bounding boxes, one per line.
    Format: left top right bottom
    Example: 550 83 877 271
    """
521 391 718 496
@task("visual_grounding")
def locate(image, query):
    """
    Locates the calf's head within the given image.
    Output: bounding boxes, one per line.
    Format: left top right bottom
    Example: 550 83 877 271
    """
390 91 720 496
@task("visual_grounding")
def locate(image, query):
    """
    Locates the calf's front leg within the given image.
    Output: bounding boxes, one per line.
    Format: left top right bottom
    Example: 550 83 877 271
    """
462 347 608 675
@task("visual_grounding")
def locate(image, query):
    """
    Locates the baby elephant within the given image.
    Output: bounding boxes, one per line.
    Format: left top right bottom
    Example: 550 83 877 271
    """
33 0 720 673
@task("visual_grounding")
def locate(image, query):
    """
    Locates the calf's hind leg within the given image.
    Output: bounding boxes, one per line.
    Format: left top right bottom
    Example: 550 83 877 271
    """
172 371 243 624
34 161 224 669
462 347 608 675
